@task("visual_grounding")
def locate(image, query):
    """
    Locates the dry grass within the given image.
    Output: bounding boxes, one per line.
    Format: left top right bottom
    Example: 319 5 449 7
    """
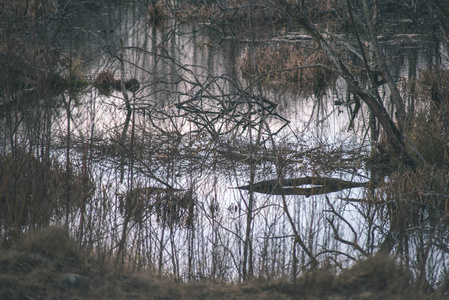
168 1 220 24
147 1 170 25
93 70 140 95
396 66 449 166
240 44 337 97
363 66 449 292
93 70 115 94
0 227 430 299
415 67 449 123
4 0 57 18
339 255 413 297
0 150 93 247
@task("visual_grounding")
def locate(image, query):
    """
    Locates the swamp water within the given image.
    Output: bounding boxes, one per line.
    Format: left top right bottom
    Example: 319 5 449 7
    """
2 2 447 281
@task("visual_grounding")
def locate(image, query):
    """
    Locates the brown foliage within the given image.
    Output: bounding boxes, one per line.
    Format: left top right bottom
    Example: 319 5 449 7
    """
14 227 82 266
119 186 196 228
397 66 449 166
0 150 93 247
0 229 427 299
4 0 56 18
93 70 140 95
240 44 337 97
339 255 414 297
416 67 449 124
147 1 169 25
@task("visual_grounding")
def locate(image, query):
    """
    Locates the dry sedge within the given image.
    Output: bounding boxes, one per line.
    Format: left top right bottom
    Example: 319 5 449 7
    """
0 228 425 299
147 2 169 25
0 150 94 247
399 67 449 166
93 70 140 95
5 0 57 18
240 44 337 97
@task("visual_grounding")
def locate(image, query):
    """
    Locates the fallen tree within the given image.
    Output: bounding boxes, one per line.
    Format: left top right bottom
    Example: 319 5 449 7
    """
236 176 368 197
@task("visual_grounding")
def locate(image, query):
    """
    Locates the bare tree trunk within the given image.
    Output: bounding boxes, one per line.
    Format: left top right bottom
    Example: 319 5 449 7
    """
64 43 73 229
271 0 418 166
242 0 259 281
361 0 408 130
158 226 166 278
242 99 255 280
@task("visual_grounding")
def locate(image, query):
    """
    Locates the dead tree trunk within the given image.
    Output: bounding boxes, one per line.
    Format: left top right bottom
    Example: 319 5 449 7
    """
270 0 419 167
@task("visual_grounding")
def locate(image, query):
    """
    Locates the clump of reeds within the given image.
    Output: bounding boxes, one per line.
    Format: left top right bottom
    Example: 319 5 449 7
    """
249 254 418 298
416 67 449 118
399 66 449 166
240 44 337 97
93 70 140 95
118 186 196 228
4 0 57 18
93 70 115 94
339 255 415 297
15 227 81 265
0 149 94 248
147 1 169 25
171 2 219 23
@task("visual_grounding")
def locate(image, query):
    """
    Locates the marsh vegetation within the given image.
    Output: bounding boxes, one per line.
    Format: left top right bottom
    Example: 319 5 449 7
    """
1 0 449 298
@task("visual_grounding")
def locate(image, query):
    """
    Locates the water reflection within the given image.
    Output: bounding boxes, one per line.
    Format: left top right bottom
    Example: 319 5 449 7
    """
1 1 448 282
48 3 368 280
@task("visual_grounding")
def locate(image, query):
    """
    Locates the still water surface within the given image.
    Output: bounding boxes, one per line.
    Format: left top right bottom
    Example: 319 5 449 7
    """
8 2 448 280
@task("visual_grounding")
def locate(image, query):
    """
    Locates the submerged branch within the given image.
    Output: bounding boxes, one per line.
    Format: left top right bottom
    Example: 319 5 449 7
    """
236 176 367 197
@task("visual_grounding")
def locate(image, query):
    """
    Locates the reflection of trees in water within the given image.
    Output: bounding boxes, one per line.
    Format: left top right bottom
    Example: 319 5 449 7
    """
2 0 449 292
